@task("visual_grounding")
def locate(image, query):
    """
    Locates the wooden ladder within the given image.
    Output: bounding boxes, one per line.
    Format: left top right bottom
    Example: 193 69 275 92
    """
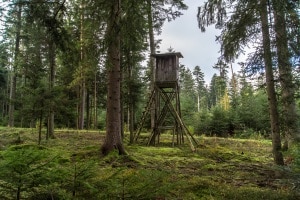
133 89 155 141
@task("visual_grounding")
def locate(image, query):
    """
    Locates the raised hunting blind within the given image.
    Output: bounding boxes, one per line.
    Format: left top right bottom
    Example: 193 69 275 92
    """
154 52 182 87
134 52 199 151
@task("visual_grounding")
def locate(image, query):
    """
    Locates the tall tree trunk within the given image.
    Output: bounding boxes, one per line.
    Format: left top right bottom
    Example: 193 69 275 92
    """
78 82 86 130
93 73 98 129
78 0 86 130
8 2 22 127
127 52 134 144
86 91 90 130
17 183 21 200
120 67 124 139
147 0 156 130
230 63 237 108
272 0 300 148
38 108 43 145
101 0 126 155
48 40 55 139
259 0 284 165
2 75 10 120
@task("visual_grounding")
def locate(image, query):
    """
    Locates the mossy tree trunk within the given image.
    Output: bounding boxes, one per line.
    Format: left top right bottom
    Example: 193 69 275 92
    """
101 0 126 155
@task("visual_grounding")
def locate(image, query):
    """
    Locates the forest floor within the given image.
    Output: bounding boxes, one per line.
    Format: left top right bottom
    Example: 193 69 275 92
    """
0 127 300 199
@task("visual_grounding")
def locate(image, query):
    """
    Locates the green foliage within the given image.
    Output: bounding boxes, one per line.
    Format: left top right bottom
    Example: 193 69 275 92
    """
0 128 299 199
193 106 232 137
63 160 100 199
97 168 176 199
288 144 300 173
235 128 264 139
193 109 212 135
236 89 270 133
181 93 197 125
192 86 272 138
0 144 66 199
0 140 104 199
97 110 107 130
0 64 8 90
210 106 231 137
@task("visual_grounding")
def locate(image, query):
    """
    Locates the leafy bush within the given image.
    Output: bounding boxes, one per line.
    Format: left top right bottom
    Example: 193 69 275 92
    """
209 106 231 137
289 144 300 173
193 110 212 135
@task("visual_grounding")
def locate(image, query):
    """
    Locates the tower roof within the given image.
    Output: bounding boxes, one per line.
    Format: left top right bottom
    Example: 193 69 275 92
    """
151 52 183 58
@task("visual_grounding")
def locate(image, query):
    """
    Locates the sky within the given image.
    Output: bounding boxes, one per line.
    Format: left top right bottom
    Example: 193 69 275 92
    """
158 0 244 84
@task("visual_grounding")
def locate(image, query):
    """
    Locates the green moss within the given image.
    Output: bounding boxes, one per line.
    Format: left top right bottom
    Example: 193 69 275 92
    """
0 127 299 199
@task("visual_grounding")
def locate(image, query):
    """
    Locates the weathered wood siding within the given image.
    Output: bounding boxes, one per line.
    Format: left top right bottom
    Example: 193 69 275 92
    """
155 55 179 82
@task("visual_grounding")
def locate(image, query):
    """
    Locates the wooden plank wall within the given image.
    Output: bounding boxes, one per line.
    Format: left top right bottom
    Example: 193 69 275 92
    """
155 56 178 82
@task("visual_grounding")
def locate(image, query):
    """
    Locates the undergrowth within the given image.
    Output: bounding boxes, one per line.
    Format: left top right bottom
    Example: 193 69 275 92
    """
0 127 299 199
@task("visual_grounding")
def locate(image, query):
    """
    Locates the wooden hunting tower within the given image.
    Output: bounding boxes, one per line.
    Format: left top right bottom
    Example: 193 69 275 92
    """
134 52 199 150
154 52 182 87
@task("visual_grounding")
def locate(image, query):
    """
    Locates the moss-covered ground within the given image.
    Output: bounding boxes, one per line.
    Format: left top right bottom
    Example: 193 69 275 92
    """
0 127 299 199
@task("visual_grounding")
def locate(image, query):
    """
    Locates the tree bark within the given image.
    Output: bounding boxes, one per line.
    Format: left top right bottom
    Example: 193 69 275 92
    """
48 40 55 139
120 68 124 139
147 0 156 130
127 52 134 144
8 2 22 127
38 108 43 145
259 0 284 165
101 0 126 155
272 0 300 148
78 0 86 130
93 73 98 129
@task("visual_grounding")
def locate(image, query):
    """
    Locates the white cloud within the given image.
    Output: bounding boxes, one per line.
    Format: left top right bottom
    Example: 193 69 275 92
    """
159 0 243 84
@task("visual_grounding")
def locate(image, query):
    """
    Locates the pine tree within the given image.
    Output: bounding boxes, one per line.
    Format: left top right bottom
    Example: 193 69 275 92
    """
193 65 207 111
121 0 147 143
8 1 22 127
197 0 285 165
272 0 300 147
101 0 126 155
259 0 284 165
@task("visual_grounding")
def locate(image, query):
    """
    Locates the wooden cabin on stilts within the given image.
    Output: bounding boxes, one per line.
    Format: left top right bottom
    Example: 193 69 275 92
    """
134 52 199 151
